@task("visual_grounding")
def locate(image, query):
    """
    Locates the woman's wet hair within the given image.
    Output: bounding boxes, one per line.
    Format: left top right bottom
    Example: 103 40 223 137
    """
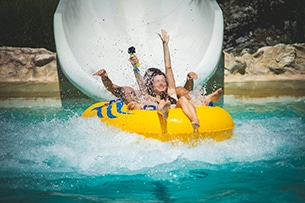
144 68 168 97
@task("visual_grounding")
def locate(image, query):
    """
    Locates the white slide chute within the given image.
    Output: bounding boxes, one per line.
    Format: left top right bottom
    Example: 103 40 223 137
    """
54 0 223 101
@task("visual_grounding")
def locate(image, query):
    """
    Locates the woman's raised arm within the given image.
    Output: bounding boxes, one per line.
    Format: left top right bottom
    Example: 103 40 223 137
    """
158 29 177 101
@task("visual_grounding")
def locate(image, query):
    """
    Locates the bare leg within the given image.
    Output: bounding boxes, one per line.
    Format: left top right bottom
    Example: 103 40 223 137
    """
176 96 200 132
157 100 171 119
176 72 198 99
176 86 191 100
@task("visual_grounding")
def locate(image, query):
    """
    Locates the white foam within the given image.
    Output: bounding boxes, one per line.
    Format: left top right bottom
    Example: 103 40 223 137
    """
2 111 300 177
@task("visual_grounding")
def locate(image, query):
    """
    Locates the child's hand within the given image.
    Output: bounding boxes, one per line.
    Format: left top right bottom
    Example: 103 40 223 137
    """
93 69 107 76
187 72 198 80
129 55 139 66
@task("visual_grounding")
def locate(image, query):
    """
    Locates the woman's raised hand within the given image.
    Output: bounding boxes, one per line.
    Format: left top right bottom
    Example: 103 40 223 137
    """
158 29 169 45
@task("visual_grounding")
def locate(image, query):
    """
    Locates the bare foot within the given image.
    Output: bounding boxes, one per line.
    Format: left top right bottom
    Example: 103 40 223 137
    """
191 121 200 132
209 88 223 102
203 88 223 105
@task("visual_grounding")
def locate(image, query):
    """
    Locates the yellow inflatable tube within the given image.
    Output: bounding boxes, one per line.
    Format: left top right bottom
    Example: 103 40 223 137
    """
82 99 234 145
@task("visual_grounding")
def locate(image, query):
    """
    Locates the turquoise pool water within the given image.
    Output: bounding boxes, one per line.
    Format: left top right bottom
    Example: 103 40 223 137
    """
0 99 305 202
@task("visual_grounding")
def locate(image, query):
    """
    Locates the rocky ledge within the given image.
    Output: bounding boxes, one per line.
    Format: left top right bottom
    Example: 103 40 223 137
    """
0 47 60 107
224 43 305 82
0 45 304 106
1 44 305 84
0 46 57 82
223 43 305 100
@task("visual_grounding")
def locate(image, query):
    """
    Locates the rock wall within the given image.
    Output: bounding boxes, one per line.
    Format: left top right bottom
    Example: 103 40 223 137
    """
0 47 61 107
0 47 57 82
1 44 304 84
224 43 305 81
218 0 305 56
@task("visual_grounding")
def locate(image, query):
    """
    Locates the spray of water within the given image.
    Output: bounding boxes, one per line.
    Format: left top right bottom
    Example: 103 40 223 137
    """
2 107 302 178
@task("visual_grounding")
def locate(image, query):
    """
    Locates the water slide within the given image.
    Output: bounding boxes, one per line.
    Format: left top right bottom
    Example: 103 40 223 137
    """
54 0 223 101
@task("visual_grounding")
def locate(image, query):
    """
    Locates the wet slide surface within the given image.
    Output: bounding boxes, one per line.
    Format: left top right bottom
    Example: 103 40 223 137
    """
54 0 223 100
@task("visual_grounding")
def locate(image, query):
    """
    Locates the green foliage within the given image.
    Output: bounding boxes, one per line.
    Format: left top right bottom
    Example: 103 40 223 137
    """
1 0 304 52
217 0 305 43
292 0 305 42
0 0 59 51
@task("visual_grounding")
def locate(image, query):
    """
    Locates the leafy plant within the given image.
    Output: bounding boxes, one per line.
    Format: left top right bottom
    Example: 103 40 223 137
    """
0 0 59 51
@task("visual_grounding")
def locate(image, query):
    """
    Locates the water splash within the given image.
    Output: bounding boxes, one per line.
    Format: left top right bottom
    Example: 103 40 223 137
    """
1 104 303 178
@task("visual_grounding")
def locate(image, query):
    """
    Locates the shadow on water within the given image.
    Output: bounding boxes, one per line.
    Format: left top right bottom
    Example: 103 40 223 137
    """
153 181 173 203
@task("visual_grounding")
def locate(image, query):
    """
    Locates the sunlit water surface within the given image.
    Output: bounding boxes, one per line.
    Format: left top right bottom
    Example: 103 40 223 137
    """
1 99 305 202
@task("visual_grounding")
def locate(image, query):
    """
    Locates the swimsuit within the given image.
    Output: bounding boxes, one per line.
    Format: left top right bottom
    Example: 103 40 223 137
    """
168 95 177 105
159 91 177 105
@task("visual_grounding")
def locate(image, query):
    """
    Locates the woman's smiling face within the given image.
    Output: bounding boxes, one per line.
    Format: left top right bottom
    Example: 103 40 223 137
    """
152 74 167 95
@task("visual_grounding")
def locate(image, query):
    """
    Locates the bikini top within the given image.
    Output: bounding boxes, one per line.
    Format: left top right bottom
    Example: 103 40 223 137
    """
160 92 177 105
